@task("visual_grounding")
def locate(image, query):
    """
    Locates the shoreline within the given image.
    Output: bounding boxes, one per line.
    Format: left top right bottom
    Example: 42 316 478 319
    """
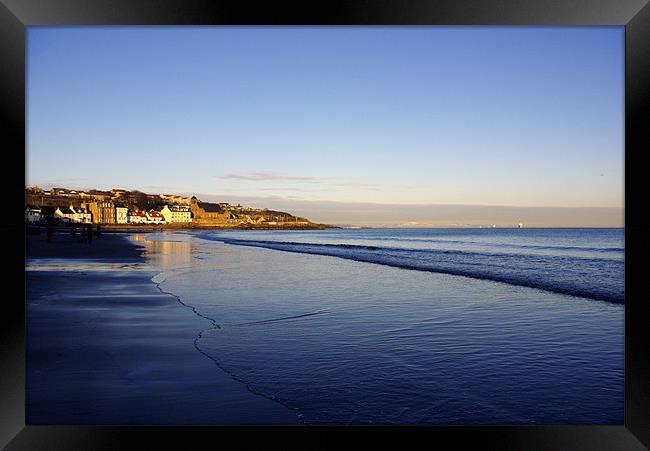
103 223 335 230
26 222 336 234
25 233 298 425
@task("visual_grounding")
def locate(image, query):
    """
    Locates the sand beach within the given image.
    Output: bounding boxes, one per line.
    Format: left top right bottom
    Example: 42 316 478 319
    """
25 231 297 425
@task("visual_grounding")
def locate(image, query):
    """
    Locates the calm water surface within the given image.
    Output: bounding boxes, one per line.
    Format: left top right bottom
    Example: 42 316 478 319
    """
137 228 624 425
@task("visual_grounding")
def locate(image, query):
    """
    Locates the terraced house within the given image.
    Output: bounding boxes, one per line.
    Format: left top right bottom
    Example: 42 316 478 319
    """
160 205 192 223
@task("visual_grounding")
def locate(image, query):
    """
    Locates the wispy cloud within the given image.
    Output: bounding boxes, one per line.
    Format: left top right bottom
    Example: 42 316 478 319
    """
218 172 380 191
219 172 322 182
333 181 381 190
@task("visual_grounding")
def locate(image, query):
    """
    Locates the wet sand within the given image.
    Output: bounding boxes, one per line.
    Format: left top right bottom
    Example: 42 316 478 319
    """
26 228 146 261
25 233 298 424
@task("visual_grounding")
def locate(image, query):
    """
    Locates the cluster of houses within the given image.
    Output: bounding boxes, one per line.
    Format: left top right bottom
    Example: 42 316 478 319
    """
25 205 92 224
25 203 192 225
25 186 313 227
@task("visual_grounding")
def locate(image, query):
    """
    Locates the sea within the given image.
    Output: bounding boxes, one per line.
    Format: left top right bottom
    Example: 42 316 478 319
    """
138 227 624 425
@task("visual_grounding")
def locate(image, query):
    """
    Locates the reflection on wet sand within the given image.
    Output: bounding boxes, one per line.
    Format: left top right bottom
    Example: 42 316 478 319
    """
130 233 194 270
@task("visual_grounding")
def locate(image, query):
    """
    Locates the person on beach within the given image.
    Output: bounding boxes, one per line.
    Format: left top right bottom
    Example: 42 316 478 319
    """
87 224 93 244
80 225 87 243
70 223 75 241
96 224 101 238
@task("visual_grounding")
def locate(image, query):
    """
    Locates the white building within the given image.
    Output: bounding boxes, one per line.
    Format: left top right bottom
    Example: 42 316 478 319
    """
116 206 128 224
160 205 192 223
54 206 75 223
73 207 92 223
147 210 165 224
128 210 148 224
54 206 92 223
25 205 41 223
128 209 166 224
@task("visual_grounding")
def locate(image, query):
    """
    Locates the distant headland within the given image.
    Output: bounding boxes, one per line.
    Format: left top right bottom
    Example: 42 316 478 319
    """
25 186 332 230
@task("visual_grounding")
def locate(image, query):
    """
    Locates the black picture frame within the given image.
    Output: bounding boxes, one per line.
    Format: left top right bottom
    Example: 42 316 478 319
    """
3 1 649 449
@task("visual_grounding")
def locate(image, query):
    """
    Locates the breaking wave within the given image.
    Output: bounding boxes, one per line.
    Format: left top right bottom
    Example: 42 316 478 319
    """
197 234 624 304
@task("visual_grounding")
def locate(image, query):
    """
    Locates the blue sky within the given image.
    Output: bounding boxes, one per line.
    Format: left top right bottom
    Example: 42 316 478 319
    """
27 27 624 225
